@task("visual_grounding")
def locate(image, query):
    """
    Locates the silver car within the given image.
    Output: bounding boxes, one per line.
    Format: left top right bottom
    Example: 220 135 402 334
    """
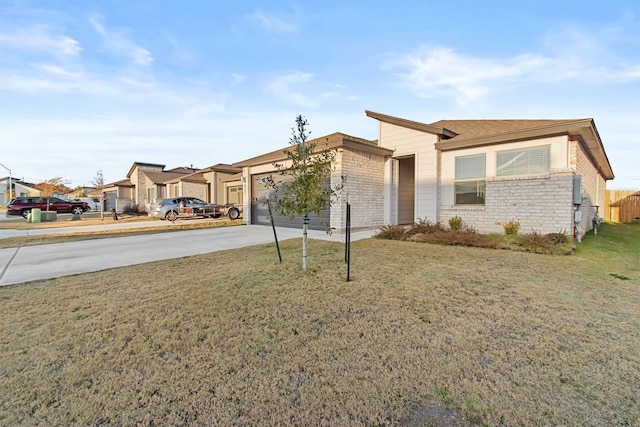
149 197 240 221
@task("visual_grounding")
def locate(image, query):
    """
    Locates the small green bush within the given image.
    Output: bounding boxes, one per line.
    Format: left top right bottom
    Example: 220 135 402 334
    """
448 216 463 231
503 219 521 235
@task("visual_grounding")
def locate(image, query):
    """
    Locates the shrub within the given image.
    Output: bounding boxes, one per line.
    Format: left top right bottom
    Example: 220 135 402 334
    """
448 216 463 231
521 230 553 252
546 232 568 244
503 219 521 235
406 218 444 235
122 204 144 215
375 225 407 240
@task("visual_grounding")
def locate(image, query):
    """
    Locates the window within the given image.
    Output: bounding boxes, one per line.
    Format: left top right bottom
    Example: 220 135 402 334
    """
497 146 550 177
455 154 486 205
147 188 154 203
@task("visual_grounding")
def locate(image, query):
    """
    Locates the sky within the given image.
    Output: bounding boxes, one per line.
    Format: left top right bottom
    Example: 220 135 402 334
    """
0 0 638 190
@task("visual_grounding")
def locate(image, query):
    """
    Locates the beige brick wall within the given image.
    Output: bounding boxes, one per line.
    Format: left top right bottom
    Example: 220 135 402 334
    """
440 174 575 235
572 140 605 231
181 182 207 201
331 148 386 231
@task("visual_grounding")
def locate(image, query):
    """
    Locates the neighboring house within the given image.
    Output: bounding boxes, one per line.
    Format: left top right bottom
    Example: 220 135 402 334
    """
366 110 614 235
0 178 41 204
165 164 242 204
126 162 197 212
233 132 394 231
107 162 242 213
101 179 135 213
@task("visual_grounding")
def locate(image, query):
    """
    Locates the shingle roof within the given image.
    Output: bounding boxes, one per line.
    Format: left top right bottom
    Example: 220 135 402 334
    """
429 119 583 141
144 171 192 184
366 111 614 180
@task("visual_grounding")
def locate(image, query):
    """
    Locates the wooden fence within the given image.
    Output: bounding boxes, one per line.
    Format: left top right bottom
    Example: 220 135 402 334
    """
604 190 640 222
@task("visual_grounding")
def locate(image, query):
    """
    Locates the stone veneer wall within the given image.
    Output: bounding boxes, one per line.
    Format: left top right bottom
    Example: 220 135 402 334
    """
440 174 575 235
330 148 386 232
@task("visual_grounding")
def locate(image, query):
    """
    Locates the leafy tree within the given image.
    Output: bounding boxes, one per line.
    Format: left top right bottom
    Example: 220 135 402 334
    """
262 115 345 271
35 177 71 197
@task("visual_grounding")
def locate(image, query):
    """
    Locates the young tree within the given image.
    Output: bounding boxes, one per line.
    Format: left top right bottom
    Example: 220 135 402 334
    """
92 170 105 218
262 115 345 271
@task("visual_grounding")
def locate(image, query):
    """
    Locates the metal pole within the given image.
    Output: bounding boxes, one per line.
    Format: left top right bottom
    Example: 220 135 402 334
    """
302 214 309 272
266 196 282 263
346 201 351 282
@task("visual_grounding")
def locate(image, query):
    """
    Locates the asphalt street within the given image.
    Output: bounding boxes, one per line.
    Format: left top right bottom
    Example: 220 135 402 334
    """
0 221 375 287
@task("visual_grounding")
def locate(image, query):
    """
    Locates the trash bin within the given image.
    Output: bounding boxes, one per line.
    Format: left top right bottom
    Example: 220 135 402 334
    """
31 208 42 223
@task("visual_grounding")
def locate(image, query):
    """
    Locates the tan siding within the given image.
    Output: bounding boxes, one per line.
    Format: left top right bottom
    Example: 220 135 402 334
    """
379 122 439 223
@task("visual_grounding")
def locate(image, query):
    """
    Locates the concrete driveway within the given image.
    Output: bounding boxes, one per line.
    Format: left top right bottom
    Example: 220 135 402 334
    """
0 224 375 287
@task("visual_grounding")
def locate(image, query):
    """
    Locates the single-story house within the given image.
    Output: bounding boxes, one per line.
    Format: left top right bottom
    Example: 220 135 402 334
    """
233 132 394 231
165 164 243 206
101 179 135 213
0 178 41 204
233 111 613 238
366 110 614 236
105 162 242 213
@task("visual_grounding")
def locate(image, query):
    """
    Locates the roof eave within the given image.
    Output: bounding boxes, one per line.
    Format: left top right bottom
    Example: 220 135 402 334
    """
436 119 614 180
366 110 457 137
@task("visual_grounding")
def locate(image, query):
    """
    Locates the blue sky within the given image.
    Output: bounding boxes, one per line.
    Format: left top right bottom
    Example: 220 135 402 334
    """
1 0 638 189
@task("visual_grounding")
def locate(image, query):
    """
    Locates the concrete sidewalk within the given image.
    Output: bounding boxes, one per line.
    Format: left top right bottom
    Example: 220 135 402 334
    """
0 224 376 287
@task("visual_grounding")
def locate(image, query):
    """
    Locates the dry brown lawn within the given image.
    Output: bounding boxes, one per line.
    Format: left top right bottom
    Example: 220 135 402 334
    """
0 223 638 426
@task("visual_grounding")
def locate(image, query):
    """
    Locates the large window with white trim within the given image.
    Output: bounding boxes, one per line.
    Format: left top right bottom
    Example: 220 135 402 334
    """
455 154 486 205
497 145 550 177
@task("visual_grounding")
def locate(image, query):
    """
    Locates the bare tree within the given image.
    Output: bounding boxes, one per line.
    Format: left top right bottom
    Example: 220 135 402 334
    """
92 170 105 218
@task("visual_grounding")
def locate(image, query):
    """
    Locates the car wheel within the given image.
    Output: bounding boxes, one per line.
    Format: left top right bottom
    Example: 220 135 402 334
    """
71 206 84 215
21 209 31 219
228 208 240 220
166 211 178 222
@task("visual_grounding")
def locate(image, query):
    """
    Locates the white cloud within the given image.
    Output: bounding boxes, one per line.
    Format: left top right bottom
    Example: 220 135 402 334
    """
266 72 342 108
89 16 153 66
0 26 82 56
251 9 298 33
267 72 318 108
387 28 640 105
231 73 246 85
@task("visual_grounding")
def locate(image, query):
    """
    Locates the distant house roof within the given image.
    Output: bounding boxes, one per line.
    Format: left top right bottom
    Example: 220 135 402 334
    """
105 179 134 187
144 171 192 184
204 163 243 174
233 132 392 167
126 162 165 178
366 111 614 180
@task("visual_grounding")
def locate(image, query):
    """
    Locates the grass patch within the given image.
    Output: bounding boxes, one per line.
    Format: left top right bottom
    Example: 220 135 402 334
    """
0 223 638 425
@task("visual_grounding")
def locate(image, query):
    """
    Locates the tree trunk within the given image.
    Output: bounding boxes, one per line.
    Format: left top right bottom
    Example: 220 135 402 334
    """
302 215 308 272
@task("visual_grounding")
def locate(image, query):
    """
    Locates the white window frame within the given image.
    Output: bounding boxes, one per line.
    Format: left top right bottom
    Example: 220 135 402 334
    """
454 154 486 205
